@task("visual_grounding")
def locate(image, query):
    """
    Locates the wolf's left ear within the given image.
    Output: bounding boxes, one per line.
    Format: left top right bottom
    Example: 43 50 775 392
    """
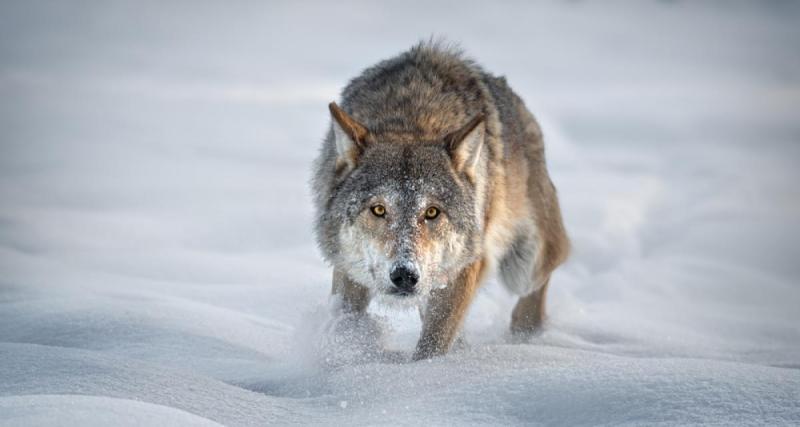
445 113 485 177
329 102 369 170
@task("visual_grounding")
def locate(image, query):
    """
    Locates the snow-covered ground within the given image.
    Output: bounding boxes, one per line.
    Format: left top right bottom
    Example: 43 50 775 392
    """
2 1 799 425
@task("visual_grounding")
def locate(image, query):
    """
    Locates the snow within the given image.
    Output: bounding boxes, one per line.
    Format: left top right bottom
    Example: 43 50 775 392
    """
1 1 799 425
0 395 223 427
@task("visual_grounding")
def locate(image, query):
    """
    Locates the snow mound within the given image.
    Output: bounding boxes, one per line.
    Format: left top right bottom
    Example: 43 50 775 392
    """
0 395 223 427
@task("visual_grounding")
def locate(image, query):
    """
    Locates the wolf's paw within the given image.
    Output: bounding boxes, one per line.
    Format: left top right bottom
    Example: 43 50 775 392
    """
451 335 469 351
508 324 545 344
319 313 389 367
377 349 412 364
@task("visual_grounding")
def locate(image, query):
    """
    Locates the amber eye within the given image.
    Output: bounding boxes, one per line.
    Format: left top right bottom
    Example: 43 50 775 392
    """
424 206 440 220
371 205 386 217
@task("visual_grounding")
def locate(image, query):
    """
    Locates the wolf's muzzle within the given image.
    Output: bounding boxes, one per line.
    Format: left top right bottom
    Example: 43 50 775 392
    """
390 264 419 293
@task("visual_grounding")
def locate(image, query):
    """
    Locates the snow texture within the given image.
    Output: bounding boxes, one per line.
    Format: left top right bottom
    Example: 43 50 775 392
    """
1 1 799 425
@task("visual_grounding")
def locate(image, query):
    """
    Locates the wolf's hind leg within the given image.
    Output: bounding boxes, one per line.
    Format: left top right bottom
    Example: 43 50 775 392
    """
505 203 569 338
510 278 550 338
414 259 486 360
331 268 370 315
499 230 547 336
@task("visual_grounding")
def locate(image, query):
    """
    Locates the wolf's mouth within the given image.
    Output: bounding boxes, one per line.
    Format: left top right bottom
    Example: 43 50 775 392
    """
386 287 415 297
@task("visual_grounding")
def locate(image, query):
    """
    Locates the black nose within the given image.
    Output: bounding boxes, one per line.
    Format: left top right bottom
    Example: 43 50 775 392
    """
390 265 419 291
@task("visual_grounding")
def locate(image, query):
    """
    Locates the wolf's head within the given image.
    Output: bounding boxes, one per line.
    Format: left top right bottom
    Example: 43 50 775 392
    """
317 102 486 306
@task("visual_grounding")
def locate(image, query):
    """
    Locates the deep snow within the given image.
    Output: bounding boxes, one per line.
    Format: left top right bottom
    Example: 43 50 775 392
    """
1 1 799 425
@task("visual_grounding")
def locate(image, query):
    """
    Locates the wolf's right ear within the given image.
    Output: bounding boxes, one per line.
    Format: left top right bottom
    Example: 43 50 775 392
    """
329 102 369 171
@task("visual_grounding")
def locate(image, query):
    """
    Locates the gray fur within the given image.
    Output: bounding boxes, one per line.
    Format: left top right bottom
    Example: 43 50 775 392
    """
311 41 569 356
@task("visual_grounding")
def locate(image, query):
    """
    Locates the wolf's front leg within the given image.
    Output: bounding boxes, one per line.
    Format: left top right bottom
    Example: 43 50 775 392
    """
331 268 370 314
414 259 486 360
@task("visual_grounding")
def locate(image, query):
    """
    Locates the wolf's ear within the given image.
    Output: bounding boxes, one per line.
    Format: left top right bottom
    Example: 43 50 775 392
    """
445 113 485 177
329 102 369 170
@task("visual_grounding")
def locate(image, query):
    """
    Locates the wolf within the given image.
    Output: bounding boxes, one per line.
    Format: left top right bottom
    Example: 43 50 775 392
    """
312 42 569 360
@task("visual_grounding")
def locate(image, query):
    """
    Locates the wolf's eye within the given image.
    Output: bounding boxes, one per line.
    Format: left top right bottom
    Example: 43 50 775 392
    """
371 205 386 217
424 206 440 220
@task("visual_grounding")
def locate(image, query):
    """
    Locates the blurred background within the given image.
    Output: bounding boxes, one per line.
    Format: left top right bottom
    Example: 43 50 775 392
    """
1 1 799 425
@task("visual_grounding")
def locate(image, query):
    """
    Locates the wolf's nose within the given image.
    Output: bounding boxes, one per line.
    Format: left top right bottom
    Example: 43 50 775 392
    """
390 265 419 291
